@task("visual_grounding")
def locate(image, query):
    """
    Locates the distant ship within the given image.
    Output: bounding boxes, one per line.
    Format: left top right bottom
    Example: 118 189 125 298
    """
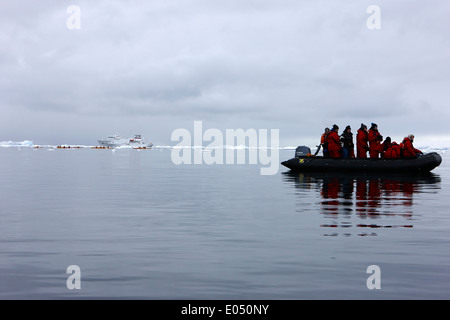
97 134 153 148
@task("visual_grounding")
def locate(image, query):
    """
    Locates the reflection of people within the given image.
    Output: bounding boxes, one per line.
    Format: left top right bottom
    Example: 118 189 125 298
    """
356 124 369 158
341 176 354 200
400 181 415 207
401 134 423 158
382 179 414 209
321 177 340 216
340 125 355 159
355 178 368 215
367 180 381 214
368 123 383 159
286 171 441 237
327 124 342 158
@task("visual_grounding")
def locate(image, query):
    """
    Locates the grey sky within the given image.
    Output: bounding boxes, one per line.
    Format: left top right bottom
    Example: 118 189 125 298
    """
1 0 449 147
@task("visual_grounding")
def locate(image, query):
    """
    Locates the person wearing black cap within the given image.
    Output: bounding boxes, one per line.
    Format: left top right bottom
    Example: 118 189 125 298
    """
340 125 355 158
356 123 369 158
326 124 342 158
384 137 402 159
320 127 330 158
380 136 392 158
368 123 383 159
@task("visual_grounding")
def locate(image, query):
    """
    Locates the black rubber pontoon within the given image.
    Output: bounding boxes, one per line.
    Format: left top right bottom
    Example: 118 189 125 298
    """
281 146 442 173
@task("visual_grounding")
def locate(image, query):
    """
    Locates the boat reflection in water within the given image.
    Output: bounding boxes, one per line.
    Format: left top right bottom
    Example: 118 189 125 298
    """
283 172 441 237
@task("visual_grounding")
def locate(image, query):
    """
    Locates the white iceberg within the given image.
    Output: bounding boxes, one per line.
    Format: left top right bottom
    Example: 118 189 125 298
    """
0 140 34 147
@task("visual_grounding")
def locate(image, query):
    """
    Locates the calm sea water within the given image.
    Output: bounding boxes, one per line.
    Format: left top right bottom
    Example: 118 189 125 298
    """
0 147 449 299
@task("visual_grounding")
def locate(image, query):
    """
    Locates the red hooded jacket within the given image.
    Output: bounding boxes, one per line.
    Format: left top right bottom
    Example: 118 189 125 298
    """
401 138 422 158
368 129 382 158
368 129 382 151
384 142 401 159
356 129 369 158
326 130 342 158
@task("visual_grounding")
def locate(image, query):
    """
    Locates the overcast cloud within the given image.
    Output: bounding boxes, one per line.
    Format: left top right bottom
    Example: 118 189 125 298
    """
1 0 449 147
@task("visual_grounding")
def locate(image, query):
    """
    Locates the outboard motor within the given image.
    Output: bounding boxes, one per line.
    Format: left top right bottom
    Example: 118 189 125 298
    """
295 146 311 158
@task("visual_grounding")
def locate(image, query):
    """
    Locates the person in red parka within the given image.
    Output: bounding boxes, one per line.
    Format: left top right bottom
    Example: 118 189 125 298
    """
380 136 391 158
401 134 422 158
384 141 402 159
382 137 401 159
320 127 330 158
356 123 369 158
326 124 342 158
368 123 383 159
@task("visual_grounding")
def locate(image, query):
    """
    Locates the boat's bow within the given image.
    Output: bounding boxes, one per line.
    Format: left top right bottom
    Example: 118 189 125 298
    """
425 152 442 171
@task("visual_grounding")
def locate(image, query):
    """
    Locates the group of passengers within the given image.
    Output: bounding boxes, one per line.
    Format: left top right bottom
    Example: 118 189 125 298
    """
320 123 423 159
